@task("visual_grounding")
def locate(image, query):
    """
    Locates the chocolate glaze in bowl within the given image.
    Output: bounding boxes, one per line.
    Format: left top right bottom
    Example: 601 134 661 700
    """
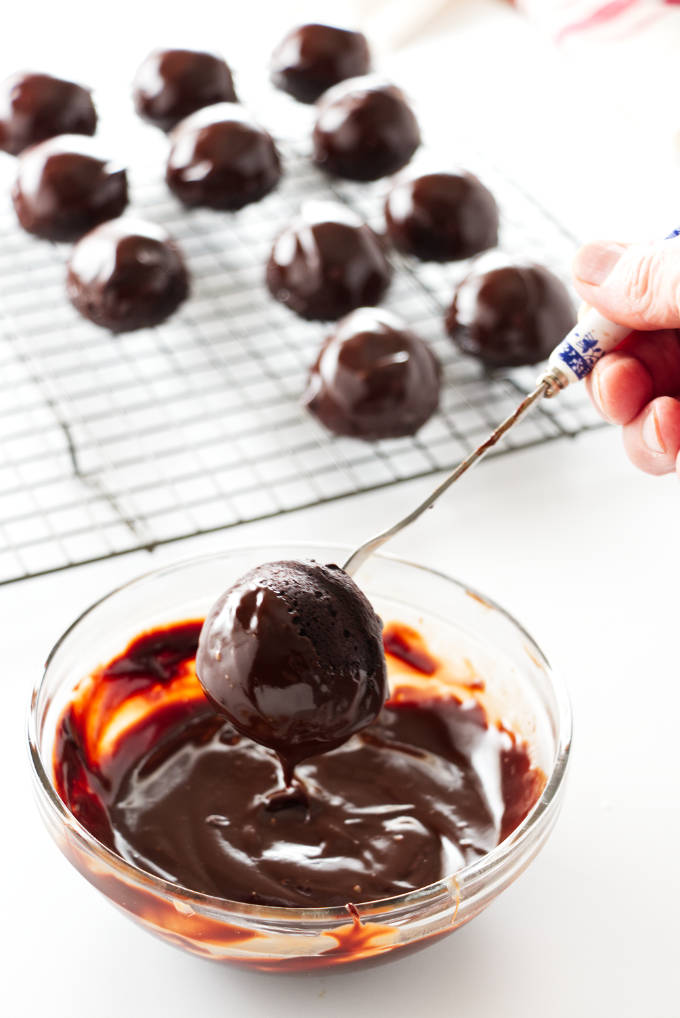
29 545 571 971
53 615 543 909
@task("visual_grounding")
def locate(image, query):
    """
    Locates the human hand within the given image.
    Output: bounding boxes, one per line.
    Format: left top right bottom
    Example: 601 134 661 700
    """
572 239 680 476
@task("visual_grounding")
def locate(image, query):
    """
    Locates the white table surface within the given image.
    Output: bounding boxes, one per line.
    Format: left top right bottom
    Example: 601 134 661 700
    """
2 3 679 1016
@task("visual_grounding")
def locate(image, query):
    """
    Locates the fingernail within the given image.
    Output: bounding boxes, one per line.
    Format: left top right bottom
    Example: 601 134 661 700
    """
591 364 605 413
642 406 666 454
590 360 617 421
573 242 626 286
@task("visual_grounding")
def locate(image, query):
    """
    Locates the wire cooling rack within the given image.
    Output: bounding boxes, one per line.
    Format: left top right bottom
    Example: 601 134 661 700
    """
0 129 603 586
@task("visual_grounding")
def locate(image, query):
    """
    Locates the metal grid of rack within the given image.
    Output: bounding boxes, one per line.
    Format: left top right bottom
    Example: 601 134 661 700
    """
0 134 603 586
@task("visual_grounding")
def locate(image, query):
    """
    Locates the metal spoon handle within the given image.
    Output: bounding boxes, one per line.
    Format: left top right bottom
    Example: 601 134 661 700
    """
344 224 680 576
545 226 680 387
343 378 550 576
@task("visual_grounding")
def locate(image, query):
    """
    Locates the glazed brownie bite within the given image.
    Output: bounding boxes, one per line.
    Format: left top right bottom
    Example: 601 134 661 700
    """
304 307 441 439
385 170 499 261
12 135 128 242
313 76 420 182
266 202 391 320
0 72 96 156
270 23 371 103
446 261 576 368
67 219 189 333
197 559 387 778
166 103 281 210
132 49 237 132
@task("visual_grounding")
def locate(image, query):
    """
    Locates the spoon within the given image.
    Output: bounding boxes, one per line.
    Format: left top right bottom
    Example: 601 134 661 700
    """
343 283 656 576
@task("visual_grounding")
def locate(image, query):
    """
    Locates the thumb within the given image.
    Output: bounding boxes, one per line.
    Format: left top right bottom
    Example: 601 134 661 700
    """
572 239 680 330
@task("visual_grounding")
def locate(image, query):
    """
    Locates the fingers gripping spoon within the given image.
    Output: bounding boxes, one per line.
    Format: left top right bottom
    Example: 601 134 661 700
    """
343 300 638 576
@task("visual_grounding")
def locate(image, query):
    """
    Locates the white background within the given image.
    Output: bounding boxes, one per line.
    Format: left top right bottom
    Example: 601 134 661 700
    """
1 2 679 1016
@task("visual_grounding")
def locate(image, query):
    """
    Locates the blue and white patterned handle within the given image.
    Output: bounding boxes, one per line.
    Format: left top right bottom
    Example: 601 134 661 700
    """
545 227 680 389
546 307 629 386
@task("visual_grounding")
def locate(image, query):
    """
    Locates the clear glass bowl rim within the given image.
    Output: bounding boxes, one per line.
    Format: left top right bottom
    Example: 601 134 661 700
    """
27 542 572 925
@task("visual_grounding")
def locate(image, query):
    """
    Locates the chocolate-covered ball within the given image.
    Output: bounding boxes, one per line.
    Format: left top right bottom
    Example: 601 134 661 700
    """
0 72 96 156
304 308 441 439
67 219 189 333
446 262 576 368
385 170 499 262
266 202 392 320
166 103 281 210
12 135 128 242
270 23 371 104
313 76 420 182
132 49 237 132
196 560 387 777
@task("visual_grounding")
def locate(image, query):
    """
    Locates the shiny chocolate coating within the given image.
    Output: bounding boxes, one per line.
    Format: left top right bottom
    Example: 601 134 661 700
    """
132 49 237 132
12 135 128 242
304 308 441 439
0 72 96 156
108 695 527 906
55 619 544 909
385 170 499 262
166 103 281 210
446 262 576 368
270 23 371 104
313 76 420 182
67 218 189 333
196 560 387 778
266 202 392 320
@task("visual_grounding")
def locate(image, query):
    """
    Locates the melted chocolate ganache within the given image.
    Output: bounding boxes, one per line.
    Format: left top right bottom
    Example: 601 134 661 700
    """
54 619 544 908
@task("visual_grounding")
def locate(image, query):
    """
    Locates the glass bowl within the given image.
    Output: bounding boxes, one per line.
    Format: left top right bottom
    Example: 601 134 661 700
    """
28 544 571 971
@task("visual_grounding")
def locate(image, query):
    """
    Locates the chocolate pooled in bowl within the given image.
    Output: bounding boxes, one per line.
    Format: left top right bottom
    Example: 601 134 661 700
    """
266 201 392 320
385 170 499 262
196 559 388 780
35 549 565 958
270 23 371 104
304 307 441 439
12 135 128 242
52 604 546 910
446 261 576 368
166 103 281 210
313 76 421 182
66 218 189 333
0 71 97 156
132 48 237 132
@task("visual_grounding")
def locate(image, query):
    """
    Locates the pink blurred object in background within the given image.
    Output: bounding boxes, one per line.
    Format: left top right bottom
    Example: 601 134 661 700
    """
511 0 680 42
507 0 680 165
